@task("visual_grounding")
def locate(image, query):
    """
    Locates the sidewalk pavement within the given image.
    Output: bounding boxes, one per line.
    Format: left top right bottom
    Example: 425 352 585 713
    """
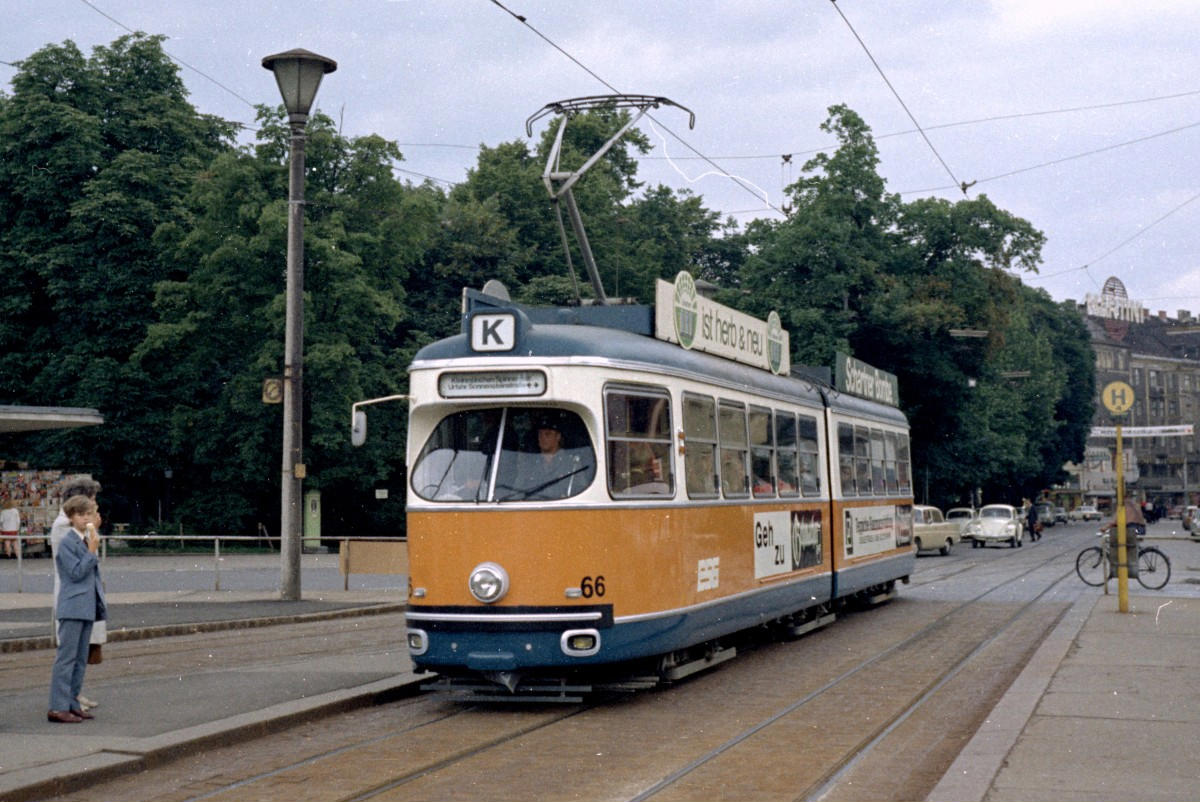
1 530 1198 801
0 589 421 802
929 525 1200 802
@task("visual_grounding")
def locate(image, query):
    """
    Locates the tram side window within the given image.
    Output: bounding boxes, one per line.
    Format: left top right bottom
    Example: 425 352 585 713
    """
719 402 749 497
683 394 718 498
870 429 886 494
775 412 799 498
838 423 856 497
605 388 674 497
884 432 899 493
897 434 912 494
749 406 775 497
854 426 872 496
798 414 822 497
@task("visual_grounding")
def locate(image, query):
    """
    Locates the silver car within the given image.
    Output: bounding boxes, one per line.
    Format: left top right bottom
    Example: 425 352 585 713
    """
964 504 1024 549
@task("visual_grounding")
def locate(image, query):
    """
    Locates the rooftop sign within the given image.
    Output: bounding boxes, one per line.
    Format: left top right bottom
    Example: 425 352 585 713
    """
655 272 789 375
835 353 899 407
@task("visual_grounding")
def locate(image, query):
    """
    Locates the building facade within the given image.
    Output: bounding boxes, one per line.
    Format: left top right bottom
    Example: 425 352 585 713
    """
1062 277 1200 514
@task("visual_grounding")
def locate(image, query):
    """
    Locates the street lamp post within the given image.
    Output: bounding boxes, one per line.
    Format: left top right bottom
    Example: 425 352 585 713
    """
262 48 337 601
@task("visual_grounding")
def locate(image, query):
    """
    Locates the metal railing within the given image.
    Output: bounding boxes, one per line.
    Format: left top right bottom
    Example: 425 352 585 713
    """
4 533 292 593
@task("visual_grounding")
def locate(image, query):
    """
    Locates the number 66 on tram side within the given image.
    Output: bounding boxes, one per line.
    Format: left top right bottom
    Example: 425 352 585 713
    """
386 278 914 701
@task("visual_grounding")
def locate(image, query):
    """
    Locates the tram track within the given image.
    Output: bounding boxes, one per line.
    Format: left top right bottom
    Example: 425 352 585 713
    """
172 697 590 802
627 537 1084 801
46 534 1097 802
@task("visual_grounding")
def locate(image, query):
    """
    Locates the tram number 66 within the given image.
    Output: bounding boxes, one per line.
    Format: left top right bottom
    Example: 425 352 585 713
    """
580 575 606 598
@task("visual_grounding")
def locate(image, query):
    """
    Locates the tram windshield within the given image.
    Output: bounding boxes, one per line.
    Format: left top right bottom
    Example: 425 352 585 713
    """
412 407 596 502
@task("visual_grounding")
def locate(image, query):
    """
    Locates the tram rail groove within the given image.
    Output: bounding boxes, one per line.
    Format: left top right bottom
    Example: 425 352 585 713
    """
35 534 1111 802
627 542 1080 802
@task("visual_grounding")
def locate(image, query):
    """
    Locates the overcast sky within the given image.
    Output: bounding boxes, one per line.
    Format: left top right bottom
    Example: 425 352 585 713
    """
6 0 1200 318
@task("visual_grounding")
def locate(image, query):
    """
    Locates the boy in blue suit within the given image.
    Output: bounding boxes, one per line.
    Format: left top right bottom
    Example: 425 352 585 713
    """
47 494 107 723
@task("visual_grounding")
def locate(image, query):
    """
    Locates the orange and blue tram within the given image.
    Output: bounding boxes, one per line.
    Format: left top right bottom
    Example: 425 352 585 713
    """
399 283 914 699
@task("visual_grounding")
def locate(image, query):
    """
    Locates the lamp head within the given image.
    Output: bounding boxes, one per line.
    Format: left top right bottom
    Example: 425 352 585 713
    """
262 48 337 123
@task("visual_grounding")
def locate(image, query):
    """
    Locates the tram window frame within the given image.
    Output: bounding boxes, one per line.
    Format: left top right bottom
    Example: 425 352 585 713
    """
798 414 822 497
749 405 775 498
683 393 719 498
854 426 872 496
775 411 800 498
604 385 675 499
838 423 856 497
897 433 913 494
870 428 886 494
884 431 899 494
718 401 750 498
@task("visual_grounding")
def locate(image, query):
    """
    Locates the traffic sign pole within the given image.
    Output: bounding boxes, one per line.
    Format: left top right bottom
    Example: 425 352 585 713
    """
1114 424 1129 612
1101 381 1134 613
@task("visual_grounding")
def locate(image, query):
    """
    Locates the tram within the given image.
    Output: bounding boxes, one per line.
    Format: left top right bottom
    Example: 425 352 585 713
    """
393 274 915 700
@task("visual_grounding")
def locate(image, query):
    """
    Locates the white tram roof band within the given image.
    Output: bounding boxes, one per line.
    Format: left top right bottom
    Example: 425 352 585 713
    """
411 322 906 427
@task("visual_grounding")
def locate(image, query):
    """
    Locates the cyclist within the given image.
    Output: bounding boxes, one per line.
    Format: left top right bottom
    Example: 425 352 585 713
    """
1100 498 1146 539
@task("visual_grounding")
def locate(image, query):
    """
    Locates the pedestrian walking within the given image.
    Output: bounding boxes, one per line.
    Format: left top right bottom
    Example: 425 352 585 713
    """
1026 500 1041 541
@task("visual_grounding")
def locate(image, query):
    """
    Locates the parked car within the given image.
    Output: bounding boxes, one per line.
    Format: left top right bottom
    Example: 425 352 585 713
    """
945 507 976 533
1185 505 1198 539
964 504 1024 548
1053 506 1068 524
1034 502 1055 528
912 504 958 555
1069 504 1102 522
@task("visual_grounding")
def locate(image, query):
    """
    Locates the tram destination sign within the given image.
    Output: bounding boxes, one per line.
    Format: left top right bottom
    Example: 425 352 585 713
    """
655 271 790 375
835 353 899 407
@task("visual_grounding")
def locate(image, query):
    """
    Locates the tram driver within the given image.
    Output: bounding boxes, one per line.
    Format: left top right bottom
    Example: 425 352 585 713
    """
520 413 594 500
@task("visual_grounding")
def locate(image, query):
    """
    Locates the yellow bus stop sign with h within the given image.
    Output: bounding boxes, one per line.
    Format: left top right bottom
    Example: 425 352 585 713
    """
1102 381 1134 415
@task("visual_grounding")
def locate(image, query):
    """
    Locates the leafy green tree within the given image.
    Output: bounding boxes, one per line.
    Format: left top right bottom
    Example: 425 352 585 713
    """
138 107 441 533
738 104 1089 507
0 34 234 523
740 105 897 366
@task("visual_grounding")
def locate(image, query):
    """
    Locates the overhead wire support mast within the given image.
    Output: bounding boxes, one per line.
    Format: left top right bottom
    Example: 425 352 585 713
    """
527 94 695 306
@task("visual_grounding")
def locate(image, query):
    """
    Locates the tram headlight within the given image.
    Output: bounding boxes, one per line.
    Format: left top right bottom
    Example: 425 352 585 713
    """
468 561 510 604
407 629 428 655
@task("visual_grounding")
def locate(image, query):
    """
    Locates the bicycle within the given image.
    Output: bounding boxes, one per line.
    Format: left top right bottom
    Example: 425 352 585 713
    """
1075 530 1171 590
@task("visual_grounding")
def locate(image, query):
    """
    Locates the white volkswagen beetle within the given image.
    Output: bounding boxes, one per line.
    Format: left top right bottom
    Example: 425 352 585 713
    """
964 504 1024 548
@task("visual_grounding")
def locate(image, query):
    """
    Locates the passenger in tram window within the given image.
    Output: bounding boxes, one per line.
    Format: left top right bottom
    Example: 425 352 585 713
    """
721 449 747 496
839 460 855 496
799 457 819 497
628 441 668 493
686 445 718 497
751 451 774 497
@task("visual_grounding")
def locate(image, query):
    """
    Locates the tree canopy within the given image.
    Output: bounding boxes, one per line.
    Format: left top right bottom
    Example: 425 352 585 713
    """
0 36 1093 531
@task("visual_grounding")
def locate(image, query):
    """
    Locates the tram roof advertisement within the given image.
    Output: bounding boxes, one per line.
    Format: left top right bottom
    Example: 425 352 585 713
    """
835 352 900 407
654 271 790 376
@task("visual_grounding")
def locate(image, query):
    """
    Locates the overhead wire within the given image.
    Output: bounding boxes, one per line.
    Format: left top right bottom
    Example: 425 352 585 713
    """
829 0 970 195
33 0 1200 301
69 0 462 187
78 0 257 109
486 0 788 216
640 87 1200 162
1028 189 1200 282
901 117 1200 195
